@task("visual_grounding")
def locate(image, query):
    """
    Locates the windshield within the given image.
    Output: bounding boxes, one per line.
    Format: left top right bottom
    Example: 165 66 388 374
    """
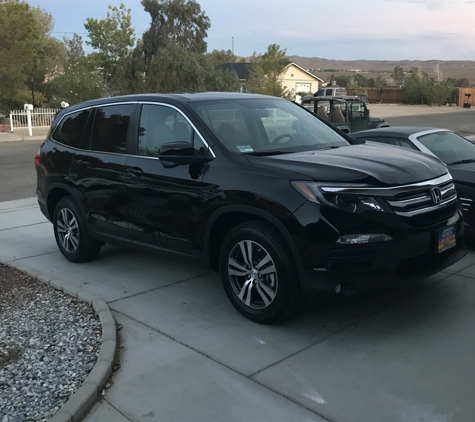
191 98 350 155
417 131 475 165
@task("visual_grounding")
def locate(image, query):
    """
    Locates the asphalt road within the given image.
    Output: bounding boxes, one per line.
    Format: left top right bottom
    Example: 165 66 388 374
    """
1 110 474 203
0 139 43 202
384 111 475 136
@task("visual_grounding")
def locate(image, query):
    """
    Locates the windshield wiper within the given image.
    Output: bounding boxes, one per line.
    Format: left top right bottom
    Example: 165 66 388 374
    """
244 151 289 156
448 158 475 165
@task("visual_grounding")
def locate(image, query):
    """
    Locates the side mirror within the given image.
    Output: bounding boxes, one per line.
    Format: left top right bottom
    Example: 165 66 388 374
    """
158 141 213 169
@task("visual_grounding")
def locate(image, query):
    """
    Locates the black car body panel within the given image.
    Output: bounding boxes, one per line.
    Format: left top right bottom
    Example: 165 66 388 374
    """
36 93 466 306
257 144 447 185
350 126 475 238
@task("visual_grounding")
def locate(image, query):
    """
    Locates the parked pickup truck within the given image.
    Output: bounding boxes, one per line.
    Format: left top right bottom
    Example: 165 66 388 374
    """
301 95 389 133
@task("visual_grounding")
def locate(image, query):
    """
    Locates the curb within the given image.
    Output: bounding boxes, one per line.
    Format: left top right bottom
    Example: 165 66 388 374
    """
0 258 117 422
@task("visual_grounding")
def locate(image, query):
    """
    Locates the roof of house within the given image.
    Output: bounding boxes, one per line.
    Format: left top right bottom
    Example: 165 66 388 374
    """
284 63 325 82
215 61 325 83
215 63 250 80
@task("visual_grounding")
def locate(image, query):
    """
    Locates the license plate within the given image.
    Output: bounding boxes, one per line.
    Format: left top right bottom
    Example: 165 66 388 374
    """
437 226 457 253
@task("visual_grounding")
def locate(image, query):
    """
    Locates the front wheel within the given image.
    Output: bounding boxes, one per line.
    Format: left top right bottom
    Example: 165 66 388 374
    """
219 221 301 324
53 197 102 263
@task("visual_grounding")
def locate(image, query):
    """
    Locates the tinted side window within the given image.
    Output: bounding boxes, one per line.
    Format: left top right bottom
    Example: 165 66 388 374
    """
138 104 196 157
91 104 134 153
52 109 90 148
325 89 334 96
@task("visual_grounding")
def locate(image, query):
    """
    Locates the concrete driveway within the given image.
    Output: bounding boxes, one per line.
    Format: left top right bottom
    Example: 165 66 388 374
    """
1 197 475 422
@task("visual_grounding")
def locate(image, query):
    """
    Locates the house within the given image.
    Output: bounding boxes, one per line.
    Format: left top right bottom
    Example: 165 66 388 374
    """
215 62 324 101
280 63 324 102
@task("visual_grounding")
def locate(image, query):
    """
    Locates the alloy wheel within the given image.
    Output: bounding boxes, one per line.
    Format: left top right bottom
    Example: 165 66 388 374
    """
227 240 278 309
56 208 80 253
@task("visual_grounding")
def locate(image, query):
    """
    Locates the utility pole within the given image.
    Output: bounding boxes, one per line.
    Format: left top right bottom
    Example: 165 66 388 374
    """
30 76 35 107
232 37 234 72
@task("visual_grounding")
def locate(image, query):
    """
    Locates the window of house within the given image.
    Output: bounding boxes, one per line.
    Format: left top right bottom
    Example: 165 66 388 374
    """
52 109 90 148
90 104 134 153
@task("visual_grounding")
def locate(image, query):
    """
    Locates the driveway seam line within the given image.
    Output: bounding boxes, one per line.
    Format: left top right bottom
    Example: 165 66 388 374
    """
101 398 136 422
251 274 452 378
0 221 49 231
106 271 214 305
109 308 333 422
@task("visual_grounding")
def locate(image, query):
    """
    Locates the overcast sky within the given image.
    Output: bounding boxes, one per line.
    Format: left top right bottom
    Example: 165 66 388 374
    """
31 0 475 61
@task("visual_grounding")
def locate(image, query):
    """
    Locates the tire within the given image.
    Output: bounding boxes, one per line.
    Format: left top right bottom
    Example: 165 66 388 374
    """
219 221 302 324
53 196 102 263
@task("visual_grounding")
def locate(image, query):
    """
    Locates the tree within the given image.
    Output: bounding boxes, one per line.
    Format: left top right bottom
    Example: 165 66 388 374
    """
46 35 104 106
84 3 135 94
334 75 350 87
429 80 454 106
0 0 61 111
374 76 387 88
207 49 237 67
141 0 210 63
246 44 291 98
446 77 470 88
392 66 405 85
125 0 213 94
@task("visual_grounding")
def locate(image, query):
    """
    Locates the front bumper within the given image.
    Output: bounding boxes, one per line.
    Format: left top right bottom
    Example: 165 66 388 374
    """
299 239 466 297
291 200 467 297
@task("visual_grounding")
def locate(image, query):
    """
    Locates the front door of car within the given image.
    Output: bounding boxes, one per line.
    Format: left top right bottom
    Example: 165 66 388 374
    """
123 103 214 261
69 103 136 242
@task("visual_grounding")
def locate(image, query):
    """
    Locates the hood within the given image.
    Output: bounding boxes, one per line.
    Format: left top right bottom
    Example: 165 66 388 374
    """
448 163 475 184
246 144 447 186
369 116 386 124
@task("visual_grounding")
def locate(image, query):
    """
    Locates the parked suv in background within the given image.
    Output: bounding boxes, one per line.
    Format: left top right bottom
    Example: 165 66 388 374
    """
301 96 389 133
314 87 347 97
36 93 465 323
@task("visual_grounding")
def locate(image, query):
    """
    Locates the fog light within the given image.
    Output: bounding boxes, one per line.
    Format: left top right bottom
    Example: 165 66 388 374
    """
336 234 392 245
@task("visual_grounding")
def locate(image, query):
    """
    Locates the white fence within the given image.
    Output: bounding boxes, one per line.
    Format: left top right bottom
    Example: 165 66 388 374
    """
9 108 59 132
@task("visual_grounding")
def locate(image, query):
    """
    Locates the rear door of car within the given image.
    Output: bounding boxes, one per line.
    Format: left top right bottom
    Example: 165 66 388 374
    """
69 102 137 242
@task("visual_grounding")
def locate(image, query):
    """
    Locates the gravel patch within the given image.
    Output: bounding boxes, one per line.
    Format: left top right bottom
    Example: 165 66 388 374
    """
0 263 101 421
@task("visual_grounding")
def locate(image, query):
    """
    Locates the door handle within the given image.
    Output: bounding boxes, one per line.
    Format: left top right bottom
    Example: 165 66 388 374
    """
77 160 89 166
127 167 144 176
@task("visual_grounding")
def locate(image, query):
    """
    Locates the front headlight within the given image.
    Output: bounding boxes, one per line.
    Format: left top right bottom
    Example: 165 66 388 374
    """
291 181 385 214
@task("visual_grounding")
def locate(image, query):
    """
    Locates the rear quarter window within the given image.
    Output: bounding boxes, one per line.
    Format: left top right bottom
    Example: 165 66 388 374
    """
52 109 90 148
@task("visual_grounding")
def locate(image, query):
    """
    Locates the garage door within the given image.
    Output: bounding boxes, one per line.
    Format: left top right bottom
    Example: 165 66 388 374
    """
295 83 312 103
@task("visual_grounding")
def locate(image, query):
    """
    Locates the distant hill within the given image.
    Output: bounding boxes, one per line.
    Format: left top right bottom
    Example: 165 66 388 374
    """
287 56 475 82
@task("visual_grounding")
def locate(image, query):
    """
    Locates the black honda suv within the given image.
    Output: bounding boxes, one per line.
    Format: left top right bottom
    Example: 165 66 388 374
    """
36 93 465 323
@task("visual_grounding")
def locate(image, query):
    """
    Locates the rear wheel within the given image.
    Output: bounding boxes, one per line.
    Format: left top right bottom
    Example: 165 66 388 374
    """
53 197 102 263
219 221 301 324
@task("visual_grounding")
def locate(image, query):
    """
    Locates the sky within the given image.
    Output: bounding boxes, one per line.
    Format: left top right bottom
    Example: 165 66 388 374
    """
31 0 475 61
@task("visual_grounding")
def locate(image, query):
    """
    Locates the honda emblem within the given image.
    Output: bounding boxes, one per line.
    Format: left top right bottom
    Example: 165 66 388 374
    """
430 187 442 204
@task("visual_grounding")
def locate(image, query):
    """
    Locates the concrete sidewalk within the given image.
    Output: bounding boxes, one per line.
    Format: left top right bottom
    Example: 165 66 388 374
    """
368 103 475 118
0 129 48 142
1 198 475 421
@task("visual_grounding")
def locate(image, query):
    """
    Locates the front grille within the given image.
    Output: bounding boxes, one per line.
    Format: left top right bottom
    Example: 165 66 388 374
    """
327 243 386 270
320 173 458 228
386 179 457 217
406 204 457 228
